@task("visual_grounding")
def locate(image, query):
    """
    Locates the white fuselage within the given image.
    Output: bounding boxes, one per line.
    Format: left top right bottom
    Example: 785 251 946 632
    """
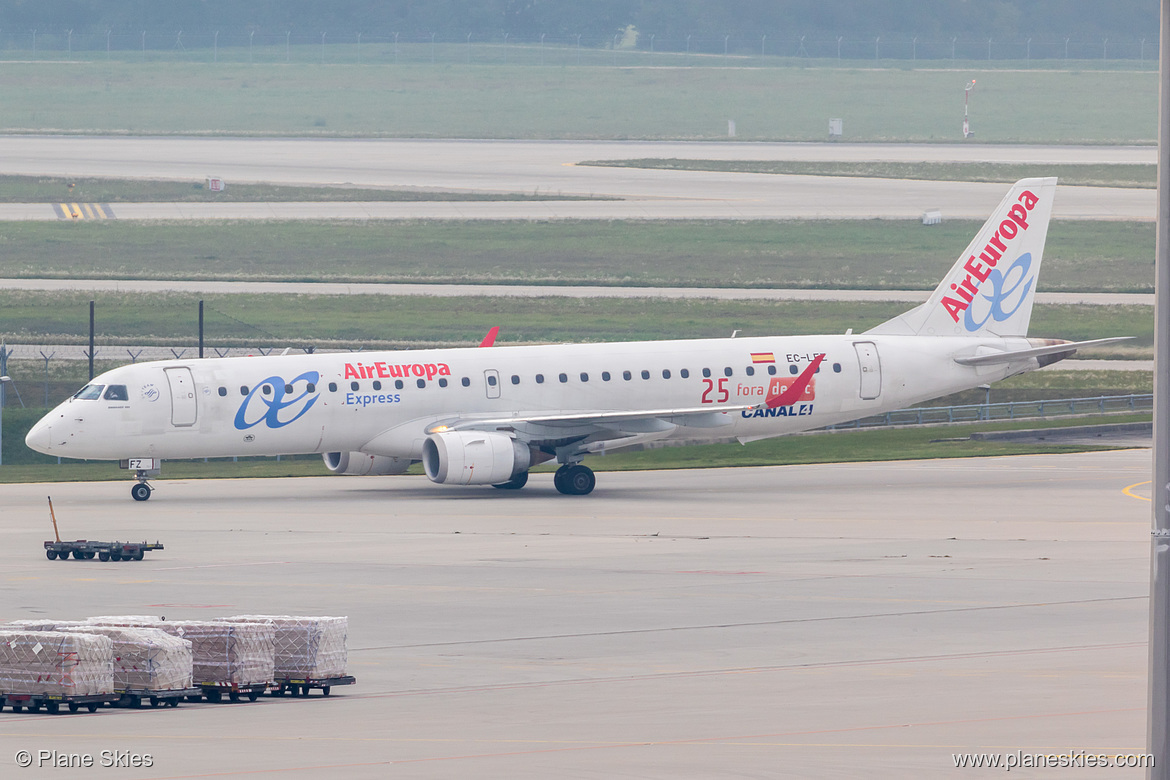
26 334 1035 463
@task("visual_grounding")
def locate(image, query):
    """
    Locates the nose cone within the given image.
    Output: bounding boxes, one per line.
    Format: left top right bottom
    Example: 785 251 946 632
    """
25 416 52 454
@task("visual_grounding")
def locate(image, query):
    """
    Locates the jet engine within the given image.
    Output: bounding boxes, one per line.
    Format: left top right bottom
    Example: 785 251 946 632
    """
422 431 531 485
323 451 411 476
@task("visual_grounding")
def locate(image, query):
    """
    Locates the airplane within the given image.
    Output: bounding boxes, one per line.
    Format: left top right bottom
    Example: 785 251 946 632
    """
25 177 1123 500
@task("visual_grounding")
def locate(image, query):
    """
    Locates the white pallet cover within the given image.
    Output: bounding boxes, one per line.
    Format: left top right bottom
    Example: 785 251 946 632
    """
88 619 274 687
0 631 114 696
68 627 193 692
220 615 348 679
3 620 83 632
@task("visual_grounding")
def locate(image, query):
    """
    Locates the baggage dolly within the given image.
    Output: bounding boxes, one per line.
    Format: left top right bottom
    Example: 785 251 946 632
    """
192 681 270 703
270 675 356 697
42 497 163 562
1 692 118 714
114 687 201 709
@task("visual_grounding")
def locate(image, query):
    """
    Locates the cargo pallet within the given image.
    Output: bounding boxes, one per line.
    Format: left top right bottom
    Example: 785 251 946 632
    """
270 675 356 697
0 692 119 714
113 687 201 709
191 681 270 703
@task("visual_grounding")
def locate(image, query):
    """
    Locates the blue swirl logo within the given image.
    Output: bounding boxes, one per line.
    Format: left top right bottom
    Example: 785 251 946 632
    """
234 371 321 430
964 253 1035 333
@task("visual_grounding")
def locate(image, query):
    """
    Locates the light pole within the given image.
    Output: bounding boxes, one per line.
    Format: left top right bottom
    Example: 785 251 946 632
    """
963 79 976 138
0 375 9 467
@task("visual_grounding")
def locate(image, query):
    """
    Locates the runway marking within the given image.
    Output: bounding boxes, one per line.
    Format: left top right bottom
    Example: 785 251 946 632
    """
153 561 290 571
52 202 114 220
1123 480 1152 502
354 596 1146 651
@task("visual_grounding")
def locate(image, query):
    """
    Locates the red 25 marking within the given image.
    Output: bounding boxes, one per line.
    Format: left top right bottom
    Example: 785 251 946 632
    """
700 378 729 404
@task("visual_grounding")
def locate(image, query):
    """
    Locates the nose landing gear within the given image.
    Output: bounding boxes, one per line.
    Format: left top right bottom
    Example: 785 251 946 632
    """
130 481 152 502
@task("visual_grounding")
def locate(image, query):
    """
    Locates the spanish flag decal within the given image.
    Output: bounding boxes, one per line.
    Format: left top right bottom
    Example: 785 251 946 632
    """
750 352 776 364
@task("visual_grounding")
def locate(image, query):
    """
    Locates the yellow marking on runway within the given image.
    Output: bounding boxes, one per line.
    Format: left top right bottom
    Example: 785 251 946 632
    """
57 202 111 220
1123 480 1152 502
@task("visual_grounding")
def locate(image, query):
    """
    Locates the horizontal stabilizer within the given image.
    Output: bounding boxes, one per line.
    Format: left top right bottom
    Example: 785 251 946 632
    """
953 337 1131 366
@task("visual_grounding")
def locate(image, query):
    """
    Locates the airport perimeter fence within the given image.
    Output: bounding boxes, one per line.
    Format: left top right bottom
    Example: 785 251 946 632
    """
825 393 1154 432
0 29 1159 68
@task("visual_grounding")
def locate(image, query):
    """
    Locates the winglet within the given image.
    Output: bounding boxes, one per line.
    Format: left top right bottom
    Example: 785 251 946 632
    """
765 354 825 408
479 327 500 348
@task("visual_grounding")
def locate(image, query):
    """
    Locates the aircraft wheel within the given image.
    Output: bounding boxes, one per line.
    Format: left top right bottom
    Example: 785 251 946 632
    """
493 471 529 490
556 465 595 496
131 483 152 502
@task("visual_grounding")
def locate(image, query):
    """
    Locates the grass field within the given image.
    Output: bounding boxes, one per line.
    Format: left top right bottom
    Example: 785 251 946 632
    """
0 219 1155 292
0 408 1148 482
0 175 607 204
580 160 1158 188
0 292 1151 352
0 61 1155 142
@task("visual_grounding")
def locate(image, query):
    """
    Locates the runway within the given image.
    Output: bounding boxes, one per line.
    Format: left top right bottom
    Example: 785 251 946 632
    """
0 137 1154 220
0 451 1152 778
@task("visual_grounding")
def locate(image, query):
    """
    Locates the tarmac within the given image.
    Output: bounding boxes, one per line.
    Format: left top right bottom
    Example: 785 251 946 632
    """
0 450 1154 778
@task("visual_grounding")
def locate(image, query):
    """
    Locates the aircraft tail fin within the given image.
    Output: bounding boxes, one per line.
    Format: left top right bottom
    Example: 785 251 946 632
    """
866 177 1057 338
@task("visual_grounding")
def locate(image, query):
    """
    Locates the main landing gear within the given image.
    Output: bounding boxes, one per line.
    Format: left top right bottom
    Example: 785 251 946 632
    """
553 464 595 496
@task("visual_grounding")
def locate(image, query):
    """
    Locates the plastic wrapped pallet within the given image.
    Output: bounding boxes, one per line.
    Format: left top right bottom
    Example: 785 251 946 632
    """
0 631 113 696
89 619 273 687
68 627 193 692
2 620 83 632
220 615 348 679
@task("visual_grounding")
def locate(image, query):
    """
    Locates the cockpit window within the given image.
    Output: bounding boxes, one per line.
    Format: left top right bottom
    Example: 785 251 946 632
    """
73 384 104 400
103 385 129 401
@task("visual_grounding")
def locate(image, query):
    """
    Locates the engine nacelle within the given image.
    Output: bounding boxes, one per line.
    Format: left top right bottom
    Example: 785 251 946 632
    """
422 431 530 485
323 451 411 476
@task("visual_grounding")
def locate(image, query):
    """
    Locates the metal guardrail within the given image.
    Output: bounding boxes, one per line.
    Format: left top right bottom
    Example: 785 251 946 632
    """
825 393 1153 431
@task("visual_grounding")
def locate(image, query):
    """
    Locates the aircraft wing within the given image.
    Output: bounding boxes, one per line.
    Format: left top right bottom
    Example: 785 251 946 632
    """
425 403 759 436
953 337 1131 366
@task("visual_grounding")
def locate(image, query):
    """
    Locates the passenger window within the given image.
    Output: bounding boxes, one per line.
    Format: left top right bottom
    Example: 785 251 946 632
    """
580 372 589 382
702 368 711 378
833 362 842 373
511 375 520 385
350 381 359 391
439 377 448 388
307 383 316 392
461 377 471 387
328 382 338 392
262 385 272 395
723 367 733 377
103 385 129 401
373 381 382 391
536 374 544 384
745 366 755 376
73 384 104 400
602 371 611 381
789 365 799 375
640 370 650 380
487 375 497 386
661 369 671 379
417 379 426 389
559 373 568 383
217 387 227 397
680 368 690 379
284 384 294 394
396 380 405 390
240 386 249 396
767 365 777 376
623 371 632 381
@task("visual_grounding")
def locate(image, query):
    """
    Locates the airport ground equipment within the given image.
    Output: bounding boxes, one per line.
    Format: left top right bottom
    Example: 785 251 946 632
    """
0 691 117 713
42 497 163 561
271 674 356 697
